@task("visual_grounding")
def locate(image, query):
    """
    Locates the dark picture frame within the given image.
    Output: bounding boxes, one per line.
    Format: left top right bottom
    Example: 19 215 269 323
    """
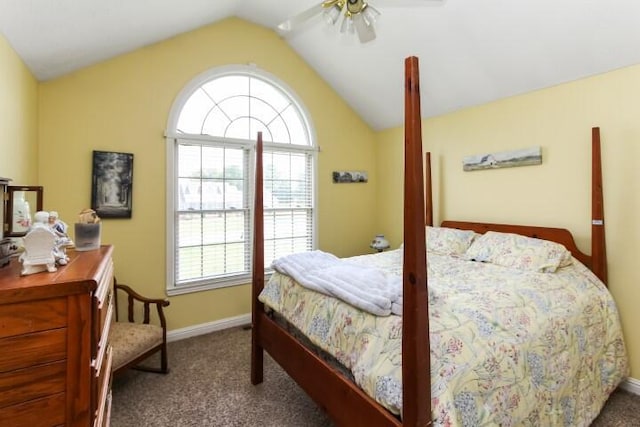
91 150 134 218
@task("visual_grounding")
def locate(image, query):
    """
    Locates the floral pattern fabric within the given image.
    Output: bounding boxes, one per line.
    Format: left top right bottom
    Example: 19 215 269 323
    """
259 249 629 426
426 226 478 256
464 231 573 273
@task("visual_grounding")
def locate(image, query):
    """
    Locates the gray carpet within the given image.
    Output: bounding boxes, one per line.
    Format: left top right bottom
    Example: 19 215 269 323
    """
111 327 640 427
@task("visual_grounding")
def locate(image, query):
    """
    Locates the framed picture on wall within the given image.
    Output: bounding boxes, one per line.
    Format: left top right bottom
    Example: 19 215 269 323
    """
91 150 134 218
332 170 368 183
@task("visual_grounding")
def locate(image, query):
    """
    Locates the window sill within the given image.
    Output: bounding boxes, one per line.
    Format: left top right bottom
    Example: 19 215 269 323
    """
166 272 273 296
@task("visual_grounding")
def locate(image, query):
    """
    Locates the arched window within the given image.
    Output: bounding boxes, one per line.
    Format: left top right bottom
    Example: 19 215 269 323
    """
165 65 317 294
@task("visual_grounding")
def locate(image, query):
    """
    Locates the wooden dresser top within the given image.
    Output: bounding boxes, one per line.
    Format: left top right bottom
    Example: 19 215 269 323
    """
0 245 114 304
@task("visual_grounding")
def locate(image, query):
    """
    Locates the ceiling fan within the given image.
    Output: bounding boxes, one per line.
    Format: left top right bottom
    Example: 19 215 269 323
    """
277 0 445 44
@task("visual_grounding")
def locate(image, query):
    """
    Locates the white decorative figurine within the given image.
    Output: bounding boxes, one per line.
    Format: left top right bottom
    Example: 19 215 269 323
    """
19 210 72 275
49 211 73 262
48 211 68 236
19 211 58 275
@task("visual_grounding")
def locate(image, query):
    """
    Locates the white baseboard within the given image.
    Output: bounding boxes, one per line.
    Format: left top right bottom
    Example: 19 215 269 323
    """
167 313 251 343
620 377 640 395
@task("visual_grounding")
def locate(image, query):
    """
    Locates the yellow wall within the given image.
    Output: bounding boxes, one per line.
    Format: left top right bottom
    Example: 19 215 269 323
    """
377 64 640 378
12 12 638 380
0 34 38 184
37 18 377 330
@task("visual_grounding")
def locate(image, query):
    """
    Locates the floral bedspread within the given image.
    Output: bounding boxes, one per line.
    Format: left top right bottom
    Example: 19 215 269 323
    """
259 249 629 426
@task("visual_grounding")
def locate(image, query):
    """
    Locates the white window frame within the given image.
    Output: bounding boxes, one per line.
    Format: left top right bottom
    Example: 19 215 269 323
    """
165 64 317 296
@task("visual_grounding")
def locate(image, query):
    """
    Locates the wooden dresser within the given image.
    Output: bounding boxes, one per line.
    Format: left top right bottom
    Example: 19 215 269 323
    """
0 245 114 427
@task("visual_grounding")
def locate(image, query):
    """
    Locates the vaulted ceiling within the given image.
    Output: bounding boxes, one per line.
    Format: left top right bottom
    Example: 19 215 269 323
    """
1 0 639 130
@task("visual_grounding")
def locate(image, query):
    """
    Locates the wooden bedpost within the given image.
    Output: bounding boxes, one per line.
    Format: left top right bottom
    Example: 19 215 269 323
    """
591 127 607 285
425 152 433 227
251 132 265 385
403 56 432 426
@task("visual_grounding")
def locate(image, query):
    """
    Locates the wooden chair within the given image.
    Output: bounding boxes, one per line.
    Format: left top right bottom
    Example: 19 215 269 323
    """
110 278 170 376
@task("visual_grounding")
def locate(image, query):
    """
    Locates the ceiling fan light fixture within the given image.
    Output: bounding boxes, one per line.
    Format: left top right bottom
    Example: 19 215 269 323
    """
352 12 376 43
327 0 377 42
279 0 444 42
339 14 354 33
345 0 366 15
323 4 343 25
279 0 384 43
361 4 380 27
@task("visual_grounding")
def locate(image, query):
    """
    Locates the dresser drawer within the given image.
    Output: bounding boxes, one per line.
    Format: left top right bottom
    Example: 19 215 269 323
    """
0 329 66 372
94 292 113 366
98 285 114 342
95 258 114 307
0 298 67 339
95 389 112 427
93 259 114 356
93 345 113 427
0 360 66 408
0 391 65 427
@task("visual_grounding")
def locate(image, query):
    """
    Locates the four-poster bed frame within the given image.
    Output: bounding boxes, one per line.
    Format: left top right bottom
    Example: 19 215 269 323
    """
250 56 607 426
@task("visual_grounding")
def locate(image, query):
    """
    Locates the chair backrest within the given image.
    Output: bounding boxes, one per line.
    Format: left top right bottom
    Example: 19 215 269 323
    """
111 278 170 375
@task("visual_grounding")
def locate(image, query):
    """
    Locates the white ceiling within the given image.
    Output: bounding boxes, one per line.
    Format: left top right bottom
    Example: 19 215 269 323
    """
1 0 640 130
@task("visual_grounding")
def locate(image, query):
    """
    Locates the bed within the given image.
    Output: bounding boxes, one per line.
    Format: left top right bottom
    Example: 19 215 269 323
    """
250 56 629 426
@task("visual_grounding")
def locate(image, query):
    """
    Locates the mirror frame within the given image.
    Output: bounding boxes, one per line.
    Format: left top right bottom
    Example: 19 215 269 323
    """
5 186 44 237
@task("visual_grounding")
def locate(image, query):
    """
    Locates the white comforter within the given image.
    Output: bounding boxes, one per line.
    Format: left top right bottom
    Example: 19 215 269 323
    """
271 250 402 316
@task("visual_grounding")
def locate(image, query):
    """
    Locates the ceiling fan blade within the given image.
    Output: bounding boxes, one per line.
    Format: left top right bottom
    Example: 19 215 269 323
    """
352 13 376 43
277 3 325 33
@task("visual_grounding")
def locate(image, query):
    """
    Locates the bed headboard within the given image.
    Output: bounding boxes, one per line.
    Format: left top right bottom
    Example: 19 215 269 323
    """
437 128 607 284
440 220 591 268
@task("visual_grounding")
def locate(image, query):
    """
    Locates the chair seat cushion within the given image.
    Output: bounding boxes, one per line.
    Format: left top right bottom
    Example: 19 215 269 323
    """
111 321 163 371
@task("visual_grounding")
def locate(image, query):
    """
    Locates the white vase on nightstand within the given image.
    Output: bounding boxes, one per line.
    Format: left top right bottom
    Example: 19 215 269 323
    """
370 234 390 252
